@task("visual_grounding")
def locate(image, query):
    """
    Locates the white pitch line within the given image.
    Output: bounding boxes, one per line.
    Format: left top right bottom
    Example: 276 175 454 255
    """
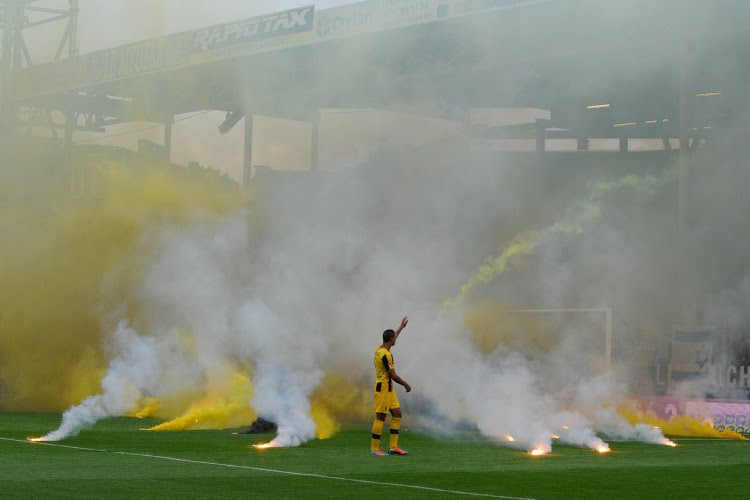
0 438 534 500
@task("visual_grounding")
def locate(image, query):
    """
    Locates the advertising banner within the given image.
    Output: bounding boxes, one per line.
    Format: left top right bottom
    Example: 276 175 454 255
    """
727 364 750 389
636 396 750 437
314 0 451 41
13 6 314 98
380 0 452 28
12 0 547 100
314 1 379 40
189 6 314 64
669 328 719 385
453 0 547 16
85 33 192 83
635 396 684 421
685 400 750 436
192 7 313 52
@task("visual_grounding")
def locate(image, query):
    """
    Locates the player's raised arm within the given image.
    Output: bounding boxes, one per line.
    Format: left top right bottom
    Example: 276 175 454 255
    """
394 316 408 340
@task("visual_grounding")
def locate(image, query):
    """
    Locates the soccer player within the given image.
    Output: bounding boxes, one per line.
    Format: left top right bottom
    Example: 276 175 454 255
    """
370 316 411 456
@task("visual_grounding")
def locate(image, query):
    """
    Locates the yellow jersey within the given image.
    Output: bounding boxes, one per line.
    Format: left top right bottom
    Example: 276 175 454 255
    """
374 346 394 390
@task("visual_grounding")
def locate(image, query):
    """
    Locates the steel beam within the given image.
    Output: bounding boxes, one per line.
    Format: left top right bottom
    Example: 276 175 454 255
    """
0 1 79 142
310 109 320 172
243 114 253 187
0 1 15 142
164 117 172 163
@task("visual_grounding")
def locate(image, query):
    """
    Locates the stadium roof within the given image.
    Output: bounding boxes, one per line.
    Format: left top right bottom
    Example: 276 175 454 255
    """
9 0 750 139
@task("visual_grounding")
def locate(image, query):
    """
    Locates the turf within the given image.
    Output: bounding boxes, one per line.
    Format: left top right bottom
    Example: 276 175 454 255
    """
1 412 748 499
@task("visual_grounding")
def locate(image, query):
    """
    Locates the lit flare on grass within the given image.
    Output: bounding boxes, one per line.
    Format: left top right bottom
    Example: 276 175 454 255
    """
504 434 515 442
26 436 48 443
529 448 547 456
661 439 678 447
595 444 611 454
252 442 277 450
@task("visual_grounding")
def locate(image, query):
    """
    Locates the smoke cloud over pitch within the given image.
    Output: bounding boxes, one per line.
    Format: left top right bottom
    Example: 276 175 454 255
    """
31 151 680 450
5 0 750 449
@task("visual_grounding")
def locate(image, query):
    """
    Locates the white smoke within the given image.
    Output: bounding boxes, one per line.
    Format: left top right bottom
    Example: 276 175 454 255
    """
593 407 672 445
134 213 331 447
23 0 750 453
399 314 610 453
41 159 683 451
39 320 198 441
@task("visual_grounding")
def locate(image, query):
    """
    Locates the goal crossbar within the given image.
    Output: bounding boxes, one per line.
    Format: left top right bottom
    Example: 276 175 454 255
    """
506 308 613 371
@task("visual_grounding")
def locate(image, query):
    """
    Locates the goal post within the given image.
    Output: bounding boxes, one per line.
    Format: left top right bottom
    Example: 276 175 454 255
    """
505 308 613 371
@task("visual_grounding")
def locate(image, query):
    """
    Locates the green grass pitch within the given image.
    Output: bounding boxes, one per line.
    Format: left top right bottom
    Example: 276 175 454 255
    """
1 412 748 499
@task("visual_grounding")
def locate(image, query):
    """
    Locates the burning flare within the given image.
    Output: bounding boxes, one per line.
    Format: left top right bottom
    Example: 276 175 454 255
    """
252 442 277 449
595 444 611 453
528 441 552 456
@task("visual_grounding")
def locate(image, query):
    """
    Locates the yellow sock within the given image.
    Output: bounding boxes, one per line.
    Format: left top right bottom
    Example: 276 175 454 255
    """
371 419 384 451
389 417 401 449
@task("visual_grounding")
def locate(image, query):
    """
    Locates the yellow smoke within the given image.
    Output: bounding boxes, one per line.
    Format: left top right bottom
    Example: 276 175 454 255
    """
0 143 246 411
310 372 373 439
443 234 538 309
445 170 675 308
128 389 204 421
132 397 160 419
142 371 371 438
619 406 746 440
310 403 339 440
463 300 559 354
148 370 256 431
